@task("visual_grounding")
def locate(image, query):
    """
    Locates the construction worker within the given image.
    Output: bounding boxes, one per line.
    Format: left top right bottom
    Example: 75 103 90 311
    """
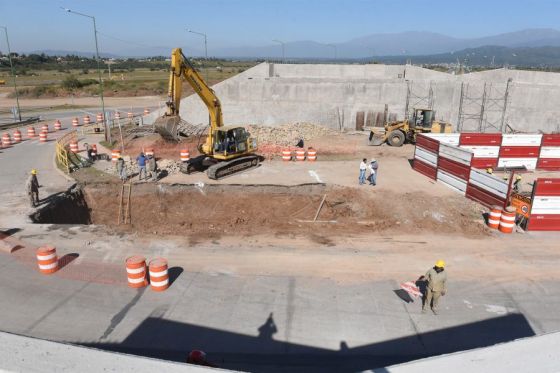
147 154 157 181
368 158 378 186
359 158 367 185
116 157 127 181
486 167 493 175
26 169 40 207
136 152 147 181
422 260 447 315
513 174 522 193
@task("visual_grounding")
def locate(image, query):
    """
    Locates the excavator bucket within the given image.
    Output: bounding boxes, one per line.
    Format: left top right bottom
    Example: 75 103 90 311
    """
368 133 386 146
154 116 180 141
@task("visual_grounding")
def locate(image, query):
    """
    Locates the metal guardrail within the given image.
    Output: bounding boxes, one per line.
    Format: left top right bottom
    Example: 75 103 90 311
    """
55 130 77 174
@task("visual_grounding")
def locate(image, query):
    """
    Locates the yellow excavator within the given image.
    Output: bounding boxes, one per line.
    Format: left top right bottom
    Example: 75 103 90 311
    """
368 108 453 146
154 48 259 179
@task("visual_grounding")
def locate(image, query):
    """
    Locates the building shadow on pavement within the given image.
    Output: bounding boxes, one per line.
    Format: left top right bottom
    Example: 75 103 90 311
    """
82 312 535 372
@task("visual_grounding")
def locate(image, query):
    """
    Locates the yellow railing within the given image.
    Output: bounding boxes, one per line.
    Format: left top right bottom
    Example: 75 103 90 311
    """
55 130 77 174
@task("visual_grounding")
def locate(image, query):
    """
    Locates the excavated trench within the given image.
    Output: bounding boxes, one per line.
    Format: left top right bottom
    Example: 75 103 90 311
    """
31 182 489 239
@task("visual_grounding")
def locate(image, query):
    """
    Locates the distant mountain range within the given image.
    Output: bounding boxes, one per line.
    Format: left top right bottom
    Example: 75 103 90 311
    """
24 28 560 63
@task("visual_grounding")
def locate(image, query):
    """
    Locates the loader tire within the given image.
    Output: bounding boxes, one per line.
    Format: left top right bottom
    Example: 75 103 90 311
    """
388 130 405 147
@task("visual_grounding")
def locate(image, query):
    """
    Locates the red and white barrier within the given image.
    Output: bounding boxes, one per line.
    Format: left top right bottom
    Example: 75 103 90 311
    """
527 179 560 231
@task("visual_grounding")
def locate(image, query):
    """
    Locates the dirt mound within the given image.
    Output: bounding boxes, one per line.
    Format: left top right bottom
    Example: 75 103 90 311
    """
81 183 488 241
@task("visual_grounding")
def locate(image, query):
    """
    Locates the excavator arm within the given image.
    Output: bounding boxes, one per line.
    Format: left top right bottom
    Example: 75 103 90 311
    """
155 48 222 148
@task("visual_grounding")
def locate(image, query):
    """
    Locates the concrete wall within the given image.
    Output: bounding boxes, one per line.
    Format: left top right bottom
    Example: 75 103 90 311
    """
146 63 560 133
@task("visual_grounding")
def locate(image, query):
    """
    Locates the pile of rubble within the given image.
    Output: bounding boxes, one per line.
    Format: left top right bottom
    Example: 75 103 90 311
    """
246 123 337 147
93 157 183 178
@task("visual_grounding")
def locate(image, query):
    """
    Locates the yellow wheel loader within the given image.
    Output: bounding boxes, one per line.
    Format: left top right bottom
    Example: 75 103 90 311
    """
368 108 453 147
153 48 259 179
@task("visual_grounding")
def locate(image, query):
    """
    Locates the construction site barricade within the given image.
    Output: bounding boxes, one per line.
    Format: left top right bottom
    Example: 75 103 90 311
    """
149 258 169 292
112 149 121 162
143 108 150 116
145 148 154 157
27 127 36 138
54 120 62 131
69 141 79 153
127 112 134 119
488 205 502 229
55 130 77 174
41 124 49 133
2 133 11 147
83 116 91 125
282 149 292 161
72 118 79 127
180 149 190 162
307 148 317 161
296 149 306 161
126 256 148 288
499 206 516 233
36 246 58 274
96 113 104 123
13 130 22 143
39 132 47 143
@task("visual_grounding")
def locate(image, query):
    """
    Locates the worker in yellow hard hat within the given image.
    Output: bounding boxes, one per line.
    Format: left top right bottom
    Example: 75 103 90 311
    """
421 260 447 315
513 174 522 193
26 169 40 207
486 168 493 174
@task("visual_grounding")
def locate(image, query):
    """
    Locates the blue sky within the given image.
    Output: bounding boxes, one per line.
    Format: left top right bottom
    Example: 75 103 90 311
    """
1 0 558 53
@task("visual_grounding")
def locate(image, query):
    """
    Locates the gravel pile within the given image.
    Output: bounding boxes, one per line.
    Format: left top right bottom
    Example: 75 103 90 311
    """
93 158 183 177
246 123 336 147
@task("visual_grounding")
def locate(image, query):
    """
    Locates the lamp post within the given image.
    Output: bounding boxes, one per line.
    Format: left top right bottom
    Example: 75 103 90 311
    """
272 39 285 63
327 43 337 60
61 7 109 142
187 29 209 82
0 26 21 121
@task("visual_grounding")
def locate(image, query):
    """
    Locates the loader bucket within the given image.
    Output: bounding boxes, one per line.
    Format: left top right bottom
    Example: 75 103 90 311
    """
154 116 180 141
368 134 385 146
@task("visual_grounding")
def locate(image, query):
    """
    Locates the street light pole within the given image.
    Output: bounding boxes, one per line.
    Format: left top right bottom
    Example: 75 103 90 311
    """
327 44 337 60
1 26 22 121
187 29 209 82
62 8 109 142
272 39 285 63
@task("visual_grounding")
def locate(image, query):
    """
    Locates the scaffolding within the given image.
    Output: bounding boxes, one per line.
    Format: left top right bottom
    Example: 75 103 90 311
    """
404 80 434 119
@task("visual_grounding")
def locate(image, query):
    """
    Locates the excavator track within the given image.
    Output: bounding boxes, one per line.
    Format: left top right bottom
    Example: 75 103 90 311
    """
206 155 260 180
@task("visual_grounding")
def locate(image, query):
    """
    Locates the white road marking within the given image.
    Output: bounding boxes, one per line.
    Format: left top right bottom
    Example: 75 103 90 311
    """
308 170 323 183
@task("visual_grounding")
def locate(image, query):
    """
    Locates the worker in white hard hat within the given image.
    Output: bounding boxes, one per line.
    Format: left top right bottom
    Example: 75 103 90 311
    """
26 169 40 207
368 158 378 186
422 260 447 315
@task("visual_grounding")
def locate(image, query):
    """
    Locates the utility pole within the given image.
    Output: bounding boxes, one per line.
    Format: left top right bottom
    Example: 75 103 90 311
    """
0 26 21 121
327 44 337 60
272 39 285 63
188 29 209 82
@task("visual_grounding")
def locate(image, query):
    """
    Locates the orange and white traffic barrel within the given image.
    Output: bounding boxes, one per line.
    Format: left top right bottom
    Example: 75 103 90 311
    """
498 206 516 234
13 130 22 143
307 148 317 161
296 149 306 161
126 256 148 288
180 149 190 162
91 144 97 158
145 148 154 157
39 131 48 143
36 246 59 275
27 127 36 138
41 124 49 133
149 258 169 292
282 149 291 161
96 113 104 123
487 205 502 229
83 115 91 125
112 149 121 162
115 112 121 120
1 133 11 147
72 117 79 127
143 108 150 116
69 141 79 153
127 112 134 119
54 120 62 131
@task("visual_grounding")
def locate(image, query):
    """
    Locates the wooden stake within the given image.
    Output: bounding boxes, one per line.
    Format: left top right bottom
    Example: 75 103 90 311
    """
313 194 327 222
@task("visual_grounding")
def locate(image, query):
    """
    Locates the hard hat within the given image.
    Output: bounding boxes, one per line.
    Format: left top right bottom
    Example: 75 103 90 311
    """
371 158 376 163
31 169 37 175
486 168 493 174
516 175 522 180
187 350 207 364
435 260 445 268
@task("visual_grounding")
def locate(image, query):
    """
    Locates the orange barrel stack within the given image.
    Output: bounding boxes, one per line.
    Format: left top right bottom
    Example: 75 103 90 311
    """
145 148 154 157
54 120 62 131
149 258 169 292
126 256 148 288
487 205 502 229
96 113 104 123
36 246 59 274
127 112 134 119
13 129 22 143
72 117 79 127
296 149 306 161
91 144 97 158
27 127 36 138
2 133 11 147
112 149 121 162
69 141 79 153
143 108 150 115
83 115 91 125
41 124 49 133
498 206 516 233
39 131 48 143
180 149 190 162
282 149 292 161
307 148 317 161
